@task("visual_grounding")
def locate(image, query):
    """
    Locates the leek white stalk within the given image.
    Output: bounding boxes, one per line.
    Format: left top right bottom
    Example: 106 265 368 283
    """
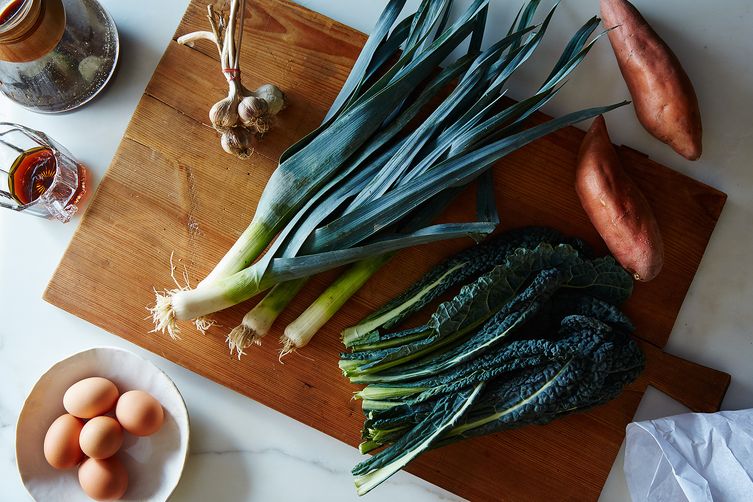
280 255 392 356
151 281 236 340
226 278 307 357
199 219 273 287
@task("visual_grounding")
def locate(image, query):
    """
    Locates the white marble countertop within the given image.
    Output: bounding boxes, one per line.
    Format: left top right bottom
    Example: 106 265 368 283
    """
1 1 751 500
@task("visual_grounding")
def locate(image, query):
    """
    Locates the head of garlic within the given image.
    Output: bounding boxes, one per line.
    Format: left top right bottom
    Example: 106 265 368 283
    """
237 85 285 136
238 95 268 124
178 0 285 159
209 96 241 130
251 84 285 116
221 127 253 159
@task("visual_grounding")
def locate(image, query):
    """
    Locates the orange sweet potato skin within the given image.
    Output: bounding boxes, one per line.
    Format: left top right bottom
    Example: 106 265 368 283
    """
601 0 702 160
576 116 664 281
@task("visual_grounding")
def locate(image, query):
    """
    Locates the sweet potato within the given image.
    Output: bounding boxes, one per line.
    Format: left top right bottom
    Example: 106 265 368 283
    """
601 0 702 160
576 115 664 281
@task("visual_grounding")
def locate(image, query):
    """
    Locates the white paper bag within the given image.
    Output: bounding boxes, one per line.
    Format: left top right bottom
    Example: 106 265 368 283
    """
624 410 753 502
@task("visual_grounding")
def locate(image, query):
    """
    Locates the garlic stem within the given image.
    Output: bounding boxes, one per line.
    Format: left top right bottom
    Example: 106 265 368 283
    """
235 0 247 70
177 31 218 49
206 6 224 58
230 79 242 98
226 0 239 69
221 31 230 71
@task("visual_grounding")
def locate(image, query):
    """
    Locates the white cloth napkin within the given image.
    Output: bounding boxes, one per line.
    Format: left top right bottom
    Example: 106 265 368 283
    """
624 410 753 502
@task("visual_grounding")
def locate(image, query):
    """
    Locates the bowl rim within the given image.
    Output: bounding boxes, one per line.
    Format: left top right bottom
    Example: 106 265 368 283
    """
15 345 190 501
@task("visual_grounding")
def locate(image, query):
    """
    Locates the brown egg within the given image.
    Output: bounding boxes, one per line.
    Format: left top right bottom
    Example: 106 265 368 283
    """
63 377 119 419
43 414 84 469
78 457 128 501
116 390 164 436
79 416 123 459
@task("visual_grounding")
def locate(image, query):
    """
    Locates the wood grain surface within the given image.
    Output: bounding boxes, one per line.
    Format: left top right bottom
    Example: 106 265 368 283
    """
45 0 730 500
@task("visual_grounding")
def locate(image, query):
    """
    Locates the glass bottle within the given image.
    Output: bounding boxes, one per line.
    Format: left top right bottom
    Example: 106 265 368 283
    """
0 0 119 113
0 122 87 222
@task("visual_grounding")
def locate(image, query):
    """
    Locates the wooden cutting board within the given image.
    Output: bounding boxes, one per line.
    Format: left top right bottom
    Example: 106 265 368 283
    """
45 0 730 500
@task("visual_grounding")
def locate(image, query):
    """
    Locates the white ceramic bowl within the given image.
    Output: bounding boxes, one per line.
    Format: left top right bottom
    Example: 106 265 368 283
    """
16 347 190 501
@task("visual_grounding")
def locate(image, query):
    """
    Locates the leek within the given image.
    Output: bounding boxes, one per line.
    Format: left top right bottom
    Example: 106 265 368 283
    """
155 102 626 328
152 0 509 335
199 0 488 284
226 278 307 357
281 254 393 356
150 0 628 347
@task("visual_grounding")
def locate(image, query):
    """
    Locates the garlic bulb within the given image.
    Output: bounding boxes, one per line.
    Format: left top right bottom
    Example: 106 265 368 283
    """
238 86 286 135
221 127 253 159
238 95 268 125
252 84 286 116
209 96 240 130
178 1 286 159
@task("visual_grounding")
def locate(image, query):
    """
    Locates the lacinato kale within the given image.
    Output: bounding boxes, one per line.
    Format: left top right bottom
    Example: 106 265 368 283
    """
342 226 589 349
340 242 633 381
442 314 645 442
340 226 645 494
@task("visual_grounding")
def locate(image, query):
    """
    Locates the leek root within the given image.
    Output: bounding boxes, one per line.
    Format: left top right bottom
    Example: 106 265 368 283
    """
227 278 307 357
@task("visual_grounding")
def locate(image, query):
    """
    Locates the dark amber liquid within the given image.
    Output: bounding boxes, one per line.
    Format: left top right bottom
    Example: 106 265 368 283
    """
0 0 24 25
7 147 87 206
